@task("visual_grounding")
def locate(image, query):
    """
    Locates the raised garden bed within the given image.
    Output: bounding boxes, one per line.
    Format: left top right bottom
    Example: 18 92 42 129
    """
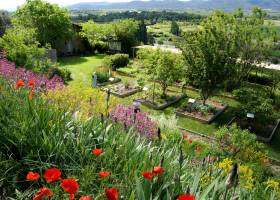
102 83 140 98
135 95 186 110
227 117 280 143
97 77 121 86
175 100 228 124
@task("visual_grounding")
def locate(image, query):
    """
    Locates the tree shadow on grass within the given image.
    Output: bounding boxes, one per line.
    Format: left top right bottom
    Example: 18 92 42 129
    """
58 56 89 67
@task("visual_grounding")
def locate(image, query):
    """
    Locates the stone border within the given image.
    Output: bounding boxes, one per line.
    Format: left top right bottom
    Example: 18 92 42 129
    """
135 95 186 110
175 104 228 124
97 78 121 86
109 88 140 98
227 117 280 143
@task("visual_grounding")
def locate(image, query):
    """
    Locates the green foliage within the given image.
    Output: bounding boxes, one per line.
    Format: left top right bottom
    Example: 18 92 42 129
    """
81 19 141 54
215 124 267 162
233 87 276 124
104 53 129 71
0 79 275 199
13 0 73 49
137 48 184 98
0 27 49 70
48 67 72 82
170 20 180 36
181 8 277 101
0 11 11 36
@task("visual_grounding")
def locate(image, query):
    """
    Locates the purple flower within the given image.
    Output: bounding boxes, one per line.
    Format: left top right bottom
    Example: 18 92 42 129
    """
109 105 157 139
0 57 64 91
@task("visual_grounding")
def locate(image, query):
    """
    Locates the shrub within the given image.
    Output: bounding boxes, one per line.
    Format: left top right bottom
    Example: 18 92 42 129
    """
104 54 129 71
44 86 119 120
48 67 72 83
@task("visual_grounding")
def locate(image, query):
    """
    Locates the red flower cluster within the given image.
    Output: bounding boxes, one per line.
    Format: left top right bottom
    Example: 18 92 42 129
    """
61 178 79 200
142 166 164 180
178 194 195 200
92 148 103 156
105 188 118 200
99 171 110 178
33 188 53 200
15 80 36 100
44 168 62 183
26 171 40 181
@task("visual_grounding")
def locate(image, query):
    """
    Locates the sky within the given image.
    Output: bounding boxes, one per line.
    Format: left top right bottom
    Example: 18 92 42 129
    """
0 0 136 11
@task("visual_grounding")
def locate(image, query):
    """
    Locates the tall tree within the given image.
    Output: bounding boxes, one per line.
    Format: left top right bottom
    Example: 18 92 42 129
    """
170 20 180 36
13 0 73 49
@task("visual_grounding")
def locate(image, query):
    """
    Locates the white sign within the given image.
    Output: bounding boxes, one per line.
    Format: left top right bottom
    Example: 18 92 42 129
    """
188 98 196 104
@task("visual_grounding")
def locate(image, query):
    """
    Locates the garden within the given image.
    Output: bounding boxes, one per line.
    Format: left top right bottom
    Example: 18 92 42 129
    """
0 0 280 199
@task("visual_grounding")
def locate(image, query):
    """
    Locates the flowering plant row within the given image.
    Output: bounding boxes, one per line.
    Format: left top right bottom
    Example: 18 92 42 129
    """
109 105 157 139
0 57 63 91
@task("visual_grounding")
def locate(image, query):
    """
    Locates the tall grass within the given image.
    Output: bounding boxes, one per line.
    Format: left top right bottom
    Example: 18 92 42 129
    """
0 79 277 199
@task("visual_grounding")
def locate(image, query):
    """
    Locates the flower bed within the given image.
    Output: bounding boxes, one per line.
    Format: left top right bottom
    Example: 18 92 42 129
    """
0 57 63 91
227 117 280 143
136 95 186 110
102 82 140 98
175 99 228 124
109 105 157 139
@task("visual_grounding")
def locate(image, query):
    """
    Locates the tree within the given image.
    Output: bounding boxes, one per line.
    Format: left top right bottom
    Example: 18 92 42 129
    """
137 48 183 100
181 11 236 105
0 11 11 36
81 19 140 54
0 27 49 70
170 21 180 36
13 0 73 49
231 8 276 86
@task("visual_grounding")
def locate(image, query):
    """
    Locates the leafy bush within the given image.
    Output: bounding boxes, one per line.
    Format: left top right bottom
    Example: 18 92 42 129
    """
233 87 277 124
0 26 51 71
104 53 129 71
215 124 267 163
48 67 72 83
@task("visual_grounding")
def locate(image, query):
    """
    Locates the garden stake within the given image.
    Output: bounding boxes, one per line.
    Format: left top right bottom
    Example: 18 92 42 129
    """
224 163 239 200
158 128 161 141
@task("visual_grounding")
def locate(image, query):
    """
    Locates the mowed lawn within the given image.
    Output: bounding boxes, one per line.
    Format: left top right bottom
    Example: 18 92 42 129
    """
58 55 280 160
58 54 105 87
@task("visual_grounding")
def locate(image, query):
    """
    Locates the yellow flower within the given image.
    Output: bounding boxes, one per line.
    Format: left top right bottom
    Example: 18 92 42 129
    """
265 179 280 190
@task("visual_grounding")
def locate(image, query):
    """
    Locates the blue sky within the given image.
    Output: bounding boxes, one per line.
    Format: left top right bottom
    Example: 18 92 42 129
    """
0 0 140 11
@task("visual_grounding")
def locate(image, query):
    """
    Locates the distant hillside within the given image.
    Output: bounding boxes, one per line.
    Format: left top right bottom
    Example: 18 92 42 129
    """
68 0 280 11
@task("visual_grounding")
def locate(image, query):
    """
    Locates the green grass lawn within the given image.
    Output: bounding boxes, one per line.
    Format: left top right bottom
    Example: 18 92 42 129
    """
58 55 105 87
59 55 280 160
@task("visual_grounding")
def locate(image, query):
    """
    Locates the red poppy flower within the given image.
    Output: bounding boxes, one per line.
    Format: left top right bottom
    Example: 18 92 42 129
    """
99 171 110 178
142 171 153 180
61 178 79 194
105 188 118 200
79 196 93 200
33 187 53 200
183 134 188 139
92 148 103 156
28 80 35 87
26 171 40 181
188 139 193 144
28 89 35 100
15 80 25 89
153 166 163 176
44 168 61 183
178 194 195 200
